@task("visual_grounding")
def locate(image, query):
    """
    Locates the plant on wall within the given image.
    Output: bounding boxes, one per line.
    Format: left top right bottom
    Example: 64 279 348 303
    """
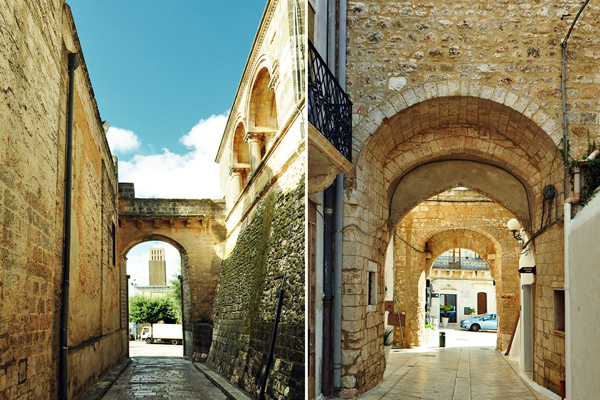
466 308 476 315
384 327 395 346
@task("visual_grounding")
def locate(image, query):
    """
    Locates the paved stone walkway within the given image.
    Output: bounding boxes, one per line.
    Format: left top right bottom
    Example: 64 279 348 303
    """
101 357 228 399
360 346 553 400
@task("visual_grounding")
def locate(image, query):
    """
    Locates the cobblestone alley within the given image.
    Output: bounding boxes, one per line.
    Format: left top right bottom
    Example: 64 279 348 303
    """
100 357 229 400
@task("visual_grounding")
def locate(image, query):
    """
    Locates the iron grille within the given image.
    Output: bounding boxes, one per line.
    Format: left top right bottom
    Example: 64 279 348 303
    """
308 40 352 161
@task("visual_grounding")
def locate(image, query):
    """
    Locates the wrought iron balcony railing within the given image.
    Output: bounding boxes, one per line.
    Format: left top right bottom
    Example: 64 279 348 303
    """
308 40 352 162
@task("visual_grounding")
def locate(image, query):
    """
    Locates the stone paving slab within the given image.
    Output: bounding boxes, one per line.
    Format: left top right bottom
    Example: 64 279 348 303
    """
360 346 553 400
100 357 230 400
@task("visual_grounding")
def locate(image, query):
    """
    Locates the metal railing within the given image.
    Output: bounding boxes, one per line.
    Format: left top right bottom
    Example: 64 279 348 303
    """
308 40 352 162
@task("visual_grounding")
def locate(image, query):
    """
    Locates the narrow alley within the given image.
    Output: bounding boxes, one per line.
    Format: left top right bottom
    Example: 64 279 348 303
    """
100 358 223 399
360 326 554 400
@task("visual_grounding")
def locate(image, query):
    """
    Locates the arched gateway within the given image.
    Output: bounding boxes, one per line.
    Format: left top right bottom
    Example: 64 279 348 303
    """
117 183 226 361
338 86 565 396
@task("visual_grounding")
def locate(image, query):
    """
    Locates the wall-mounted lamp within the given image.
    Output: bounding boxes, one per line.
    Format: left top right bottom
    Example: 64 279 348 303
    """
506 218 536 276
507 218 522 242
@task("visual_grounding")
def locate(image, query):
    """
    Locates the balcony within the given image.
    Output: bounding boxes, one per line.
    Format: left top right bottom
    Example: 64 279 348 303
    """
307 40 354 194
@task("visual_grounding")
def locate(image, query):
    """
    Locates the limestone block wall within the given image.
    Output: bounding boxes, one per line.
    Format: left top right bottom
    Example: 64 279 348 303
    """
345 0 600 157
0 2 125 398
208 163 305 400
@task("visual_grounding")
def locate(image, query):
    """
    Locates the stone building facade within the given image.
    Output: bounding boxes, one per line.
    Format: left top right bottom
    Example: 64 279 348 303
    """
209 0 306 399
0 2 126 398
308 0 600 397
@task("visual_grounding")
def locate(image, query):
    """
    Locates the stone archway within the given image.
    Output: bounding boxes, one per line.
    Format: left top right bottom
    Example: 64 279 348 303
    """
391 189 520 351
117 189 226 361
338 91 563 394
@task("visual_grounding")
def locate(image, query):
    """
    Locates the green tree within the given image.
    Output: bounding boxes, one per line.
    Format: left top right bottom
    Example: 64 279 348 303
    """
168 277 182 324
129 294 177 324
167 251 182 324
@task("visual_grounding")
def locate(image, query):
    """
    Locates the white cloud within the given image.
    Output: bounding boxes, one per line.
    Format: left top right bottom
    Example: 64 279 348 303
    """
106 127 141 153
118 113 227 199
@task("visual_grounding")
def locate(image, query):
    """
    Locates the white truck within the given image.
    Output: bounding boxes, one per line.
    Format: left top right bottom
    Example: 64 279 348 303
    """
142 324 183 345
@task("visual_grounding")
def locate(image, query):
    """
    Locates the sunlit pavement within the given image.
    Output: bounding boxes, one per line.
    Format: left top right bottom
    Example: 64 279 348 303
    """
359 324 552 400
129 339 183 358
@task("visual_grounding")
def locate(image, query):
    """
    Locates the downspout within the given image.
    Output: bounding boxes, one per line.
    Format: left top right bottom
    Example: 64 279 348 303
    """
61 52 79 400
333 177 343 390
333 0 348 391
561 5 590 398
322 187 334 397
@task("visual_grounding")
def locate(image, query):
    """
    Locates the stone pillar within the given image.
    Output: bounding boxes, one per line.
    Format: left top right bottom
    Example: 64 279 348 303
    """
230 168 243 199
245 132 264 173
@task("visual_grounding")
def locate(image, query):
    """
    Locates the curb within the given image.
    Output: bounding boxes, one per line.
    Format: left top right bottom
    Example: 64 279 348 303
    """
79 358 131 400
193 362 255 400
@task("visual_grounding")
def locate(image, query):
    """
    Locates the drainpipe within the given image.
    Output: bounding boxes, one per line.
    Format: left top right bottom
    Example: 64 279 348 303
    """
322 186 334 396
61 52 79 400
332 0 347 390
327 0 336 68
333 175 343 390
563 200 572 400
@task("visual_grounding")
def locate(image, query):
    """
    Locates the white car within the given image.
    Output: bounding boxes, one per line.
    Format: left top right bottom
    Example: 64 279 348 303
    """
460 313 497 331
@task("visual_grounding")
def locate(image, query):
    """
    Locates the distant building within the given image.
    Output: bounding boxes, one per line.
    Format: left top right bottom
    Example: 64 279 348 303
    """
149 247 167 286
133 247 170 298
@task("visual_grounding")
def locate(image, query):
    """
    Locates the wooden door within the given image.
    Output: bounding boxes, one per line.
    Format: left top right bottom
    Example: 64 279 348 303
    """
477 292 487 314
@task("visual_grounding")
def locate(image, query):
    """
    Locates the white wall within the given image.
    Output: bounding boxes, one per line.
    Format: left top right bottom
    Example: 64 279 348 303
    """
432 277 495 322
568 193 600 399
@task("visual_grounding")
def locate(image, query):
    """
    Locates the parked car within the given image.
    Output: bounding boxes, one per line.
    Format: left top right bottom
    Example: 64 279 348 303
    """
460 313 497 331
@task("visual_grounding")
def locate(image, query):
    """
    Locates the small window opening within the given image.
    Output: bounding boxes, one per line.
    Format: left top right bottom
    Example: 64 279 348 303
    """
554 290 565 332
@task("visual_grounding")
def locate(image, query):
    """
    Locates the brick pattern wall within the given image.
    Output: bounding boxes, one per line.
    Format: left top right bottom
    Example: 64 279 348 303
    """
208 173 305 400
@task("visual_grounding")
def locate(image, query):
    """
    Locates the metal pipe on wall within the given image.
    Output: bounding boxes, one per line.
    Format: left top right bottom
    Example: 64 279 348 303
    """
333 175 343 390
333 0 347 391
322 186 335 396
61 52 79 400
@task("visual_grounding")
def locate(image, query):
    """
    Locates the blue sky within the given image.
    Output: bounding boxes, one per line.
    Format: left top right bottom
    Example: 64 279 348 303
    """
68 2 268 281
69 1 267 199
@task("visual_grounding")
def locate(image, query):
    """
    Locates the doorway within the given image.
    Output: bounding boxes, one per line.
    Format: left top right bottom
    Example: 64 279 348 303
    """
477 292 488 315
441 294 457 323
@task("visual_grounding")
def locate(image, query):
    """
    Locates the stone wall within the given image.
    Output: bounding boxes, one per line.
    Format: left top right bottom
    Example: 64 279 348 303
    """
0 2 125 398
208 170 305 400
338 0 586 394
